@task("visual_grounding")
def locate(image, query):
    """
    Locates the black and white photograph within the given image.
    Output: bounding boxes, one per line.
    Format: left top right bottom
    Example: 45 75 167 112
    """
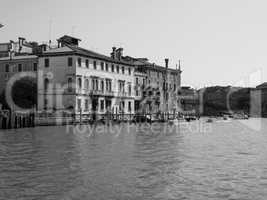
1 0 267 199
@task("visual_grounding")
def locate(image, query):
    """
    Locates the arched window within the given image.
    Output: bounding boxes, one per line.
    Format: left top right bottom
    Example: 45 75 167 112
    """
44 78 49 91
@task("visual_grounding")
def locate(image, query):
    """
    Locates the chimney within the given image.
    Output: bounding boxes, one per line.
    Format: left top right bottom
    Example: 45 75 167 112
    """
111 47 116 59
117 48 123 60
18 37 26 53
165 58 169 69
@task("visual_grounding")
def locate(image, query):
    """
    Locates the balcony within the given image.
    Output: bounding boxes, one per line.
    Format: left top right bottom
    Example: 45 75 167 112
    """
89 90 114 97
89 90 103 96
104 90 114 96
117 91 127 98
116 91 135 98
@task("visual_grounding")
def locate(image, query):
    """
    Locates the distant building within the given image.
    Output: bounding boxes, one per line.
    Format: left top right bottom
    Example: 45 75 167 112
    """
256 83 267 117
0 43 11 58
0 37 44 58
0 37 47 110
0 55 38 110
178 86 199 115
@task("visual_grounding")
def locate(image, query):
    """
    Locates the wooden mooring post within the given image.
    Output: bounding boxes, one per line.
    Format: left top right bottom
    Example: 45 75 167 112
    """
0 110 36 129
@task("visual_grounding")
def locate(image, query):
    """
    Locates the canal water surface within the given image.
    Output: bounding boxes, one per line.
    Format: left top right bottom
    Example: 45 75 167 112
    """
1 119 267 200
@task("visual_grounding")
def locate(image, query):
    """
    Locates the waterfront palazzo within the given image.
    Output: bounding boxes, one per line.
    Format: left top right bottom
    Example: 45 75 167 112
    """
0 35 182 114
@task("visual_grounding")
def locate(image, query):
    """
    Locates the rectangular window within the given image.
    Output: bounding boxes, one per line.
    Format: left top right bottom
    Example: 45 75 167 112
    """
44 98 48 109
96 80 98 90
93 61 97 69
109 81 112 91
128 68 131 75
122 66 125 74
100 100 104 111
44 58 49 67
78 58 81 67
118 81 121 92
68 57 73 67
111 65 114 72
106 80 109 91
85 99 89 111
136 90 139 96
18 64 22 72
128 84 131 96
136 77 138 84
92 80 95 90
33 63 37 71
77 99 81 110
128 102 132 112
116 65 119 73
5 64 9 72
101 80 104 92
101 62 104 70
86 59 89 68
105 63 108 71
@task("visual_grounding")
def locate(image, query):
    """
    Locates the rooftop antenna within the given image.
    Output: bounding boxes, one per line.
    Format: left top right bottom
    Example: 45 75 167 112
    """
71 25 76 36
48 19 52 48
178 60 181 71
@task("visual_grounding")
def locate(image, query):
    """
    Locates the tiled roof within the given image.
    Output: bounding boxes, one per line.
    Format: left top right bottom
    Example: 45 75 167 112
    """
43 45 134 66
133 58 179 73
256 82 267 89
58 35 81 41
44 46 73 53
0 55 37 61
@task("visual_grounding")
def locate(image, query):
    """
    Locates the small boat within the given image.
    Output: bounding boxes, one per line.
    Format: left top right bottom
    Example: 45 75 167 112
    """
169 118 185 125
223 115 228 120
233 113 249 120
169 119 179 125
184 116 196 122
206 118 213 123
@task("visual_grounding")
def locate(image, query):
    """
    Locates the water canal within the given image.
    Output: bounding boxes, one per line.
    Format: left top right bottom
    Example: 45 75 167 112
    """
1 118 267 199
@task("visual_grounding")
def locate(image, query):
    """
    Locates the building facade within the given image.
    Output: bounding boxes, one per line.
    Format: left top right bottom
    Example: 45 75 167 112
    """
178 86 199 115
1 35 183 116
38 36 135 115
0 55 38 94
255 83 267 117
124 56 182 114
0 38 41 110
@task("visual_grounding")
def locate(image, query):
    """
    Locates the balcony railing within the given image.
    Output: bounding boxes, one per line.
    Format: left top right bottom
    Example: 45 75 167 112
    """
104 90 114 96
116 92 135 98
89 90 114 96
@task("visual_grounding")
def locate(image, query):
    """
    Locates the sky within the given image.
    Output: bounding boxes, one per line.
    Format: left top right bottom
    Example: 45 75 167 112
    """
1 0 267 88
